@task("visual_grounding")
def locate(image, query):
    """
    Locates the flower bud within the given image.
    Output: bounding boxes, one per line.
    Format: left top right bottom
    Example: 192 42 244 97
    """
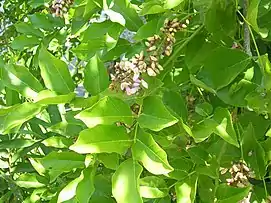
147 67 156 76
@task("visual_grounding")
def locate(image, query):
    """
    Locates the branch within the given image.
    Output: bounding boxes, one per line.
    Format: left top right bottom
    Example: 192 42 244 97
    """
243 0 252 56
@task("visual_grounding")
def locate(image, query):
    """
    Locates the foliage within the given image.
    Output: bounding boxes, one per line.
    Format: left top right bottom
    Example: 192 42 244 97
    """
0 0 271 202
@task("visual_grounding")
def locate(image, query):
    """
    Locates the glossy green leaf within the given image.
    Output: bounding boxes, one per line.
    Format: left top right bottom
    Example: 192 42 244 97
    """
58 177 81 203
14 22 43 37
0 139 36 149
34 90 75 105
31 152 85 182
140 1 166 15
195 47 250 91
102 39 131 61
75 96 133 128
111 0 143 31
0 63 43 98
29 13 64 31
38 47 75 94
97 153 119 170
76 167 96 203
11 35 40 51
139 176 168 198
191 119 215 143
195 102 213 117
215 184 250 203
83 54 109 95
0 103 43 134
198 175 215 203
132 128 173 175
42 136 73 148
15 174 45 188
112 159 143 203
212 107 239 147
138 96 178 131
70 125 132 154
163 0 184 9
134 18 164 41
175 173 198 203
241 124 266 178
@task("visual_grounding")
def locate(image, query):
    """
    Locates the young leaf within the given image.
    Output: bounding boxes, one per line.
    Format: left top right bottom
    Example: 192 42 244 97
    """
75 96 133 128
215 184 251 203
139 176 168 198
83 54 109 95
112 159 143 203
70 125 132 154
175 173 198 203
76 167 96 203
132 128 173 175
0 63 43 98
241 124 266 178
38 47 75 94
138 96 178 131
111 0 143 31
0 103 43 134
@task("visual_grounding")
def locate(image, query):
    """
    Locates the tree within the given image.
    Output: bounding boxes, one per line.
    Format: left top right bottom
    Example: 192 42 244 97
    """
0 0 270 202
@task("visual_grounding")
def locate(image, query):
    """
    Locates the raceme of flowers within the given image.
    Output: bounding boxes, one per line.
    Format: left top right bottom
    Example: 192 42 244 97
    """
51 0 74 17
110 18 189 96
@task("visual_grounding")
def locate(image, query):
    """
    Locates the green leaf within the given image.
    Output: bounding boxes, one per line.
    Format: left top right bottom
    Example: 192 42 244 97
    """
258 54 271 90
97 153 119 170
76 167 96 203
195 47 250 91
75 96 133 128
166 157 194 180
14 22 43 37
138 96 178 131
83 54 109 95
102 39 131 61
42 136 73 148
31 151 85 182
70 125 132 154
134 18 165 41
191 119 215 143
11 35 40 51
175 173 198 203
34 90 75 105
29 13 63 31
38 47 75 94
195 102 213 117
247 0 269 38
215 184 250 203
205 0 237 39
58 177 81 203
162 90 188 122
132 128 173 175
212 107 239 147
139 176 168 198
0 139 36 149
0 63 43 98
112 159 143 203
163 0 184 9
198 175 215 203
0 103 43 134
15 174 45 188
140 1 166 15
111 0 143 31
241 124 266 178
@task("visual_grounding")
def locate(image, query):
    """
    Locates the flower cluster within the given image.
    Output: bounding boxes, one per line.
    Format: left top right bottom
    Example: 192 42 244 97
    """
161 18 189 56
225 162 251 188
110 17 188 95
51 0 73 17
110 51 148 96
